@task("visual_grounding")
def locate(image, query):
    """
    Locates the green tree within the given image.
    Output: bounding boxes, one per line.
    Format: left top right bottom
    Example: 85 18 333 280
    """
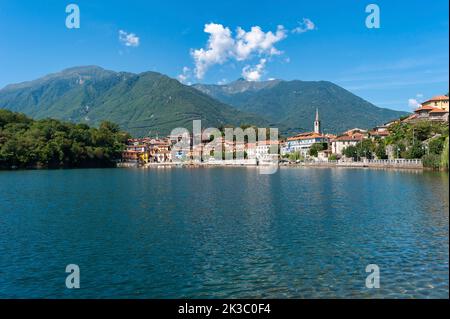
343 145 358 160
375 143 388 159
428 137 445 155
405 143 425 159
0 109 130 169
309 143 327 157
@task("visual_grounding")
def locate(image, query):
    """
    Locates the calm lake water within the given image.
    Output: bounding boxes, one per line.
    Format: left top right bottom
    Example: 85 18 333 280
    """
0 167 448 299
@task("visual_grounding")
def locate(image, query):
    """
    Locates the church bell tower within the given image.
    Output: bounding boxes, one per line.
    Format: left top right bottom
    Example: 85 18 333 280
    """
314 108 321 134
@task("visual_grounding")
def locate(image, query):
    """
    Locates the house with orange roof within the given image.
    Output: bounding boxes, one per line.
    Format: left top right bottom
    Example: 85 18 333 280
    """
413 105 449 123
331 134 364 156
404 94 450 123
421 95 449 111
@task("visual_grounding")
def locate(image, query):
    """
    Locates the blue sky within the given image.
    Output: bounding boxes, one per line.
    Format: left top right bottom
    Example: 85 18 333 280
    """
0 0 448 111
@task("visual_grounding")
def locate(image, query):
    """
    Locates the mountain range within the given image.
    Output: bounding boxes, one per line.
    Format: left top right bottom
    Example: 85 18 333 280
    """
194 79 408 134
0 66 408 137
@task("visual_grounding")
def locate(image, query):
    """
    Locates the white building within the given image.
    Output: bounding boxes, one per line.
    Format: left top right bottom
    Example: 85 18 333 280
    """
281 109 329 157
331 134 364 156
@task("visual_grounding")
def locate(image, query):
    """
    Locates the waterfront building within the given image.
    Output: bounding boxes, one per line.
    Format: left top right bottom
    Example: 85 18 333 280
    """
331 134 364 156
147 139 172 162
122 142 150 164
283 132 329 157
255 140 280 161
281 109 329 157
122 138 173 164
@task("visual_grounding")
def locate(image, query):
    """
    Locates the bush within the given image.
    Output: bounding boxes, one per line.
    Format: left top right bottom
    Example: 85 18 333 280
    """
429 137 445 155
422 154 441 169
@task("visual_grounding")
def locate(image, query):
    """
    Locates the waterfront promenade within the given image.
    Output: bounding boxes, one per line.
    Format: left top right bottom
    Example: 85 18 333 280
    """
117 159 424 170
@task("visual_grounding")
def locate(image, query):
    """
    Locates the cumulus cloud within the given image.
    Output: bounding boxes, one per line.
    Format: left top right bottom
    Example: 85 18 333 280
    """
191 23 235 79
182 19 317 81
292 18 316 34
408 98 421 109
119 30 140 47
190 23 287 79
234 25 286 61
242 58 267 81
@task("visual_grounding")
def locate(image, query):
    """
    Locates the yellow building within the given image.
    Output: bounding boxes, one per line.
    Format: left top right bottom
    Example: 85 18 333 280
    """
421 95 449 111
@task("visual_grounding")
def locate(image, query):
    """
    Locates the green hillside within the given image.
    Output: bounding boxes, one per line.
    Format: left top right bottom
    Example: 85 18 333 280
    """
194 79 409 134
0 66 268 137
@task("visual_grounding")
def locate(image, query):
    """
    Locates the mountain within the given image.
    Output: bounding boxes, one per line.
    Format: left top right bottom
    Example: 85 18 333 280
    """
194 79 409 134
0 66 268 137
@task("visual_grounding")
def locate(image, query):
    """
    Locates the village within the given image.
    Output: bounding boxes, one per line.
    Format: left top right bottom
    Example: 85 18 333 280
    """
120 95 449 169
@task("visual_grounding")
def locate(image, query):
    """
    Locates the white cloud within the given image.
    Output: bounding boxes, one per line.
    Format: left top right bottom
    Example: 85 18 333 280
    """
119 30 140 47
408 98 421 109
242 58 267 81
191 23 287 79
235 25 286 61
408 93 425 110
217 78 228 85
177 66 192 85
191 23 235 79
292 18 316 34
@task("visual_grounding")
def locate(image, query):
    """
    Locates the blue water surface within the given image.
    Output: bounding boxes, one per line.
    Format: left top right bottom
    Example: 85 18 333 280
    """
0 167 448 298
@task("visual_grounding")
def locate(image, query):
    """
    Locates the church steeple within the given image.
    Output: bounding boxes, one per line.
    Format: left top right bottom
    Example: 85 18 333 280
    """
314 108 321 134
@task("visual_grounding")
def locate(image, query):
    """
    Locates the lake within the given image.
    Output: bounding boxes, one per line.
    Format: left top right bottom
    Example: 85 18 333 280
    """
0 167 448 298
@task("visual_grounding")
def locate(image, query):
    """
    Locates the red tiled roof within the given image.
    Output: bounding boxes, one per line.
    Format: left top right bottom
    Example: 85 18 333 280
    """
332 135 364 142
429 95 449 101
415 105 436 111
429 109 449 114
287 132 327 141
369 131 390 136
401 114 418 122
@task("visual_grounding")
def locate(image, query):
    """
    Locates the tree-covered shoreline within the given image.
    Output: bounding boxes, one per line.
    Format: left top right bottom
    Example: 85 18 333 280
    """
0 109 130 169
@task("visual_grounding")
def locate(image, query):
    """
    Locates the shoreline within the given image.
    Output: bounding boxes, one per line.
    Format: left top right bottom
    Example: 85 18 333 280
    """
3 162 447 172
117 161 430 171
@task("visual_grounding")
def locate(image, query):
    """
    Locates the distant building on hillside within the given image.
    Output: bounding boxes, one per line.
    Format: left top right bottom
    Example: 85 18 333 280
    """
413 105 449 123
408 95 449 123
421 95 449 111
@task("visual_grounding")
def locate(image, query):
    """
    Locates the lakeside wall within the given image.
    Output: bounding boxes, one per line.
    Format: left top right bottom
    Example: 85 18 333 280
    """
294 159 423 170
117 159 424 170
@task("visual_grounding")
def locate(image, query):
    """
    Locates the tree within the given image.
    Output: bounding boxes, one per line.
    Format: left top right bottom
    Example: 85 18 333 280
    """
357 139 375 159
428 137 445 155
0 109 129 169
309 143 327 157
343 145 358 160
375 143 388 159
405 143 425 159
